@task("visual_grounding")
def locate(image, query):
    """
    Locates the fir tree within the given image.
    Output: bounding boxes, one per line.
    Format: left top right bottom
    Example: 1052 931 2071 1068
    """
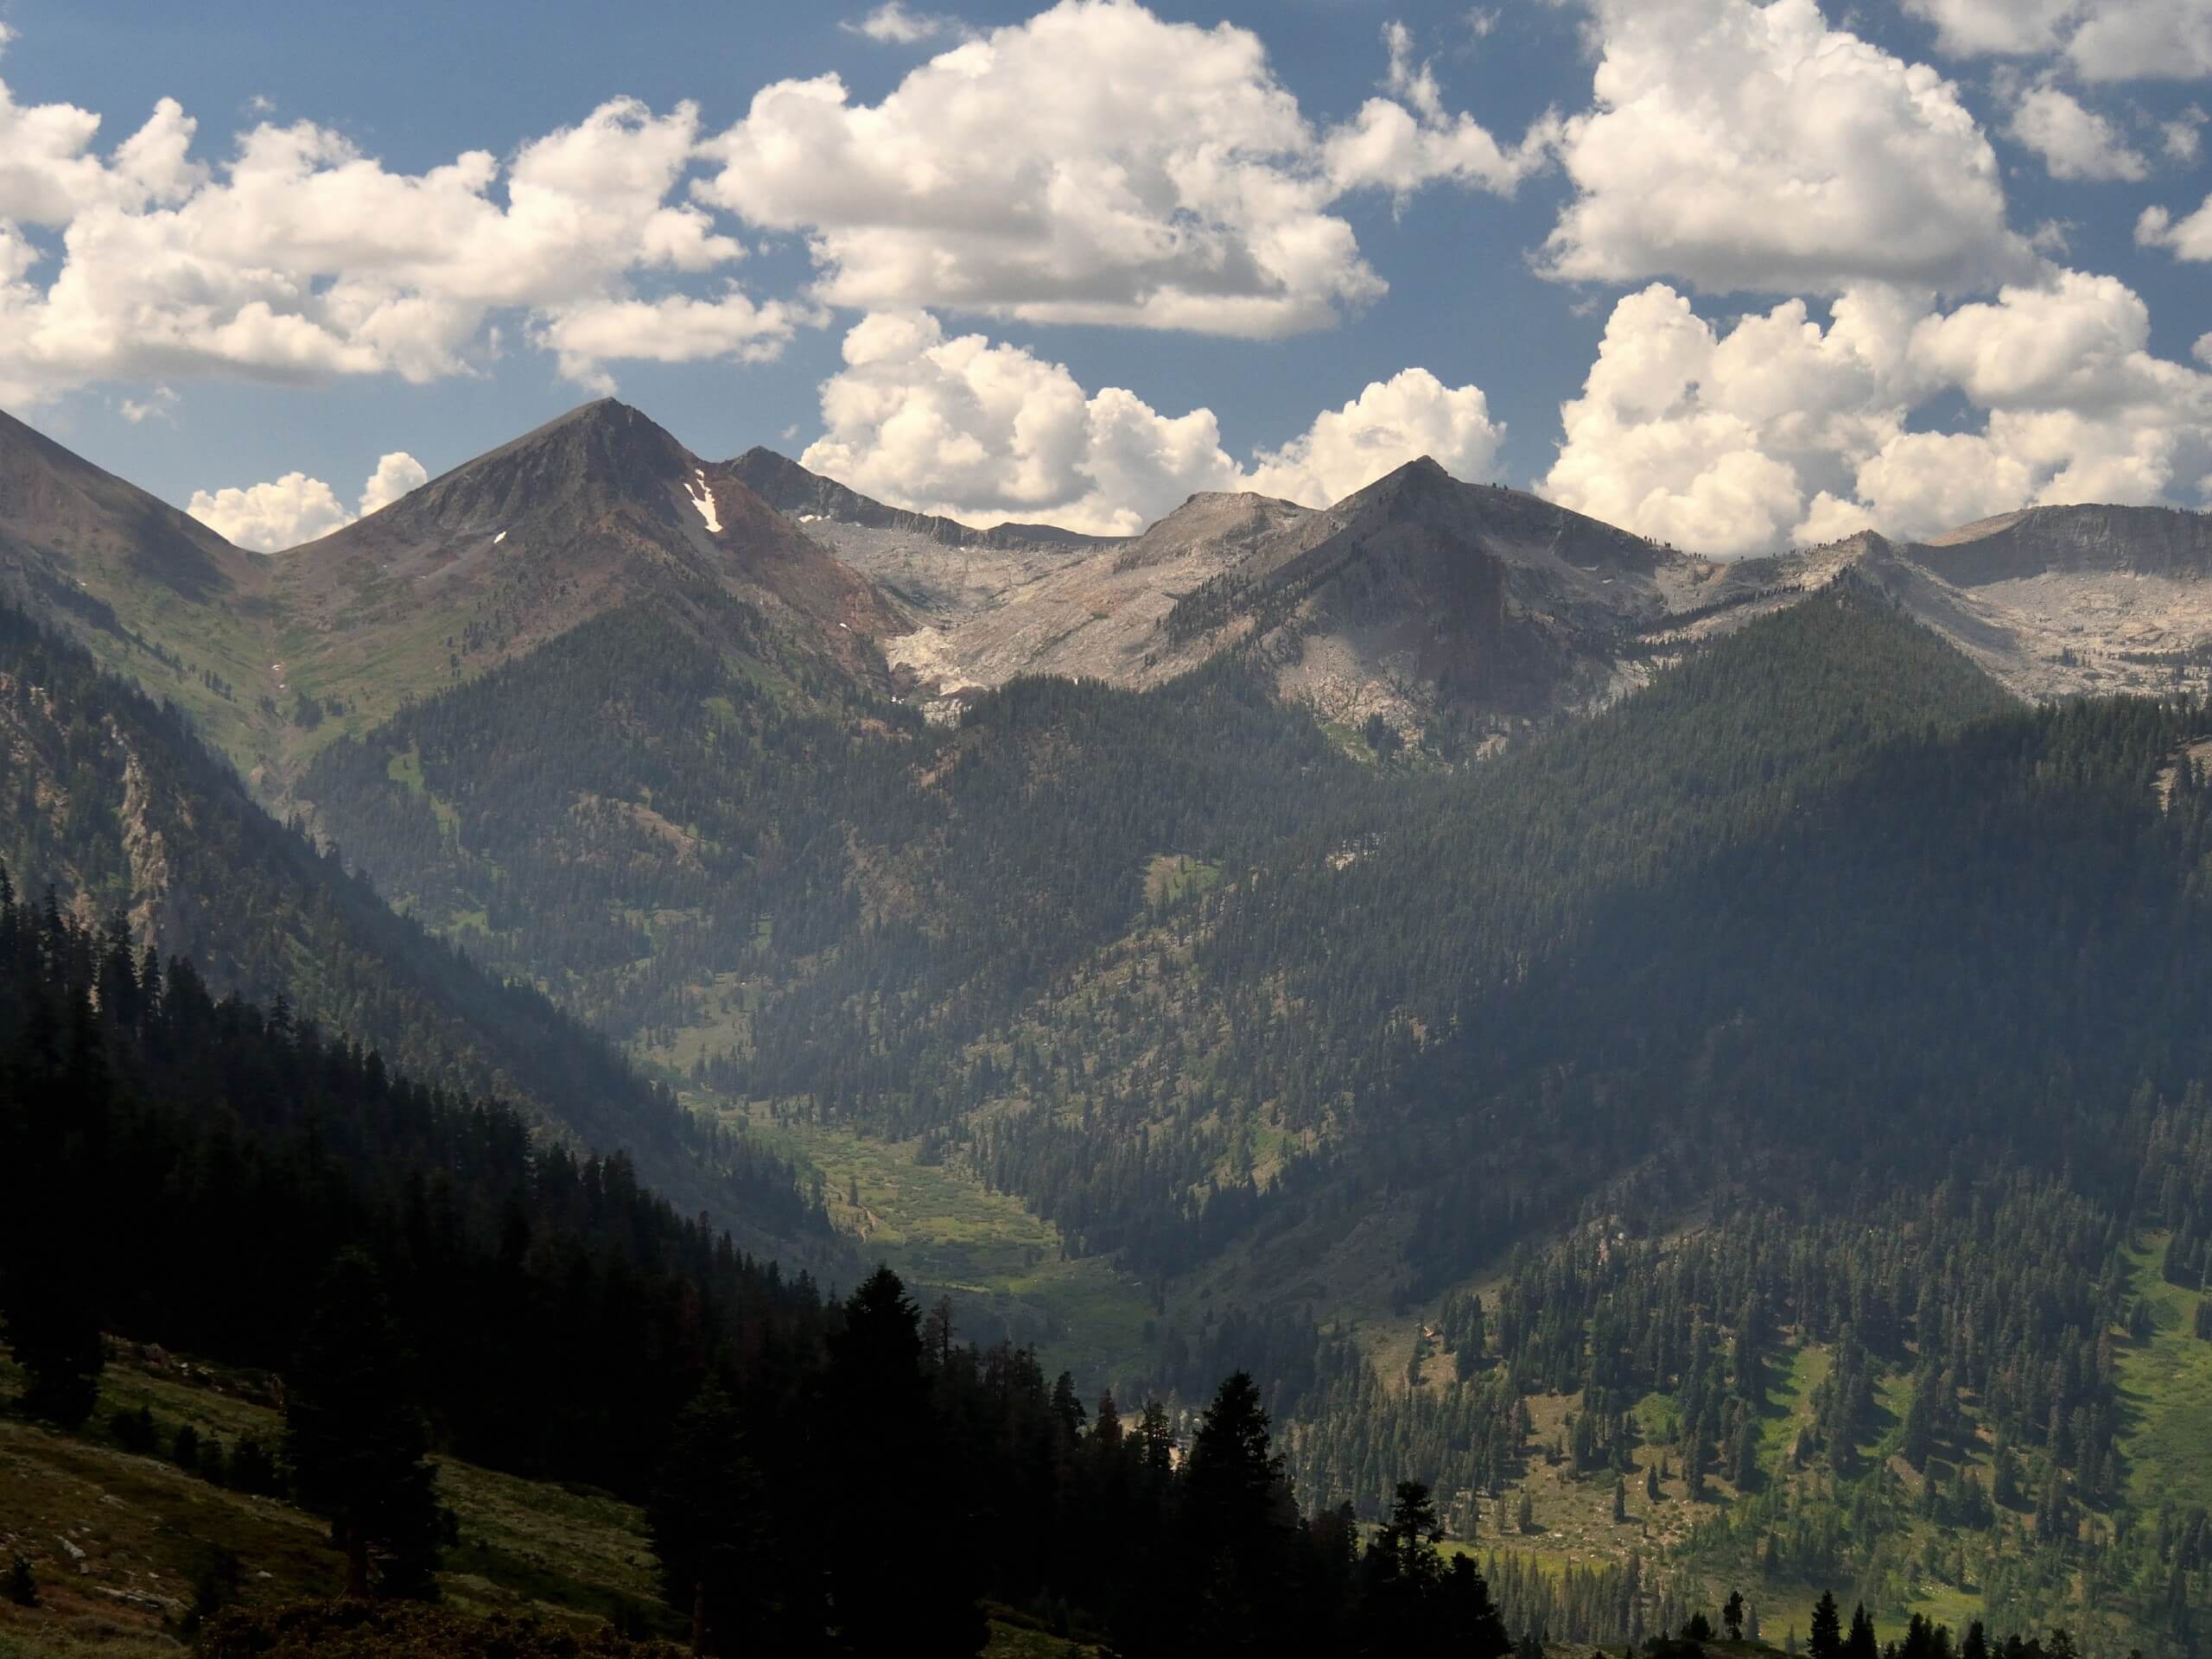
823 1266 984 1657
1809 1592 1843 1659
283 1250 441 1599
1846 1602 1878 1659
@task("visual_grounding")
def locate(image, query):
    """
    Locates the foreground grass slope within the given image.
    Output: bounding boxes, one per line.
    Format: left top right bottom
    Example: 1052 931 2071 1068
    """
0 1351 1092 1659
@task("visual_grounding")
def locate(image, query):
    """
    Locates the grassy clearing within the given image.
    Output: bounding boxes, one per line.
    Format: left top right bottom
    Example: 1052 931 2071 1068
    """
732 1111 1154 1387
1142 854 1221 908
380 747 460 842
0 1351 669 1656
2117 1234 2212 1514
1756 1344 1829 1466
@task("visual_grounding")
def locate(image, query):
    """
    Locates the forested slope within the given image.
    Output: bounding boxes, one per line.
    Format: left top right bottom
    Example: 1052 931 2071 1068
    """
0 603 823 1241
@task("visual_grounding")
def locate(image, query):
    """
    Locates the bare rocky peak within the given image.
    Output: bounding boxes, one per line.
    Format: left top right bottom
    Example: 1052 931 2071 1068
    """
1109 490 1319 572
731 446 1109 554
295 398 700 556
1910 504 2212 586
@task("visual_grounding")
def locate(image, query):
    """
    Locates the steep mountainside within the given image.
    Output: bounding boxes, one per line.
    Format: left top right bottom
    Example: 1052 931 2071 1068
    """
0 601 824 1248
1867 504 2212 699
869 457 1725 732
0 407 275 766
262 402 901 768
0 403 911 796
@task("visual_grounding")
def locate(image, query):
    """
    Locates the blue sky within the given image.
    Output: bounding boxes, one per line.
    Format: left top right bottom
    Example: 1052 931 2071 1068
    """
2 0 2208 554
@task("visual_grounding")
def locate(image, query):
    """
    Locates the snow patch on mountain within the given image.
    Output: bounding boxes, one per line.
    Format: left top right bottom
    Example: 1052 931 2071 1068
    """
688 469 721 534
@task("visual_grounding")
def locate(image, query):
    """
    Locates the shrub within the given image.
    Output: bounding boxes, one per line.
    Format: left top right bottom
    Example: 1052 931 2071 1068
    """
110 1403 160 1453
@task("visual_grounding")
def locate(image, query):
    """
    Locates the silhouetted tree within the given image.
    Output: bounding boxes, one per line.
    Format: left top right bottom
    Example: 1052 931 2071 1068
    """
284 1250 440 1599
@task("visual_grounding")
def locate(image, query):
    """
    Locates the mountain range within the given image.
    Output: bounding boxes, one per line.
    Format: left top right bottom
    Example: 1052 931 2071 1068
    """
8 396 2212 1649
13 397 2209 790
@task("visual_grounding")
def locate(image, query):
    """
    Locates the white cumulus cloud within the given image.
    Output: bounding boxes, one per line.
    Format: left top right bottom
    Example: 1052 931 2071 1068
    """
1543 271 2212 556
1904 0 2212 80
2139 195 2212 261
2006 83 2149 180
188 448 429 551
0 32 799 406
356 450 428 517
1543 0 2029 296
187 472 351 551
801 311 1500 533
1321 21 1560 200
1246 369 1503 506
697 1 1543 339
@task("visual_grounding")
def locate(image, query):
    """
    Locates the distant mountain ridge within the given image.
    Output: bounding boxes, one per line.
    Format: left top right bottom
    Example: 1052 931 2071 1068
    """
9 401 2209 770
730 445 1109 551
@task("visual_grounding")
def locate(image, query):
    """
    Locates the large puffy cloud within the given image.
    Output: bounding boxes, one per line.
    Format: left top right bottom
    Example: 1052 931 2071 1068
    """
1246 369 1503 505
1904 0 2212 81
1543 273 2212 556
0 39 799 405
801 311 1500 533
696 1 1542 338
2006 83 2149 180
356 450 429 517
187 472 351 551
188 449 428 550
1543 0 2028 296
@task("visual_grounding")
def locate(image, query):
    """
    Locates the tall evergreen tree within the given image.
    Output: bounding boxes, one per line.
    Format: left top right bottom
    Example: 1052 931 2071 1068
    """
283 1250 441 1599
822 1266 984 1657
647 1384 783 1656
1810 1592 1844 1659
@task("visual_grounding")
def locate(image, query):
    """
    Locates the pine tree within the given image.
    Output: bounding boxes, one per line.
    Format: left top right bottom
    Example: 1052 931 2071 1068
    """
284 1250 441 1599
823 1266 985 1657
1136 1399 1176 1476
648 1383 776 1656
1613 1476 1628 1523
1809 1592 1843 1659
0 982 108 1429
1050 1370 1087 1443
1178 1371 1294 1652
1725 1591 1745 1641
1094 1389 1123 1453
1845 1602 1878 1659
